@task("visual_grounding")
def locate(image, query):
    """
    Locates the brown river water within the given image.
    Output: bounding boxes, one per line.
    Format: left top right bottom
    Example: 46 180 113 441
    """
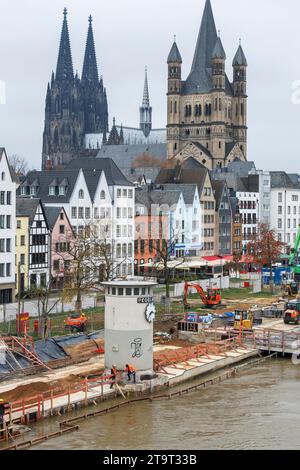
26 359 300 450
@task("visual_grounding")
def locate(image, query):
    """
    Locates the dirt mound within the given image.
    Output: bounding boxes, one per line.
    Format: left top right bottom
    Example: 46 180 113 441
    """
63 339 104 361
1 382 51 402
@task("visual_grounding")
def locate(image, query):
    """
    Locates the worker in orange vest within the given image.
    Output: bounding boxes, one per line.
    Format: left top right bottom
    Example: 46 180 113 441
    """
0 399 8 434
110 365 117 389
125 364 136 384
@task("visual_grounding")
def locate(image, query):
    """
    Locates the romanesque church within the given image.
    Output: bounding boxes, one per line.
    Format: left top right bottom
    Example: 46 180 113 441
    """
167 0 248 170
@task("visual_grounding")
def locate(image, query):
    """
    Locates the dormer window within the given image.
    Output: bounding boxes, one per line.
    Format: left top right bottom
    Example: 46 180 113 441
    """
49 186 55 196
59 186 65 196
30 186 36 196
21 186 26 196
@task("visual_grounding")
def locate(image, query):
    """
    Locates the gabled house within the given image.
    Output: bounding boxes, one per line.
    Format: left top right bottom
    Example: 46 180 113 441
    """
156 157 215 256
16 198 50 291
0 148 16 304
18 158 135 277
44 207 74 289
211 180 232 255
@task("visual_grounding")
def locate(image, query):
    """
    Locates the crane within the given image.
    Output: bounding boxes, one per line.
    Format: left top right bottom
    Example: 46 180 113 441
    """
289 226 300 282
183 282 222 309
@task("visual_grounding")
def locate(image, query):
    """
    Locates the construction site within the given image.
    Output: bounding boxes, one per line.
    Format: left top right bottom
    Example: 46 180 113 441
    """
0 277 299 450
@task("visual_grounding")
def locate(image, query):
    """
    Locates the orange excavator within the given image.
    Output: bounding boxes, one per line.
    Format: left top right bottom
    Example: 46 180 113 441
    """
183 282 222 309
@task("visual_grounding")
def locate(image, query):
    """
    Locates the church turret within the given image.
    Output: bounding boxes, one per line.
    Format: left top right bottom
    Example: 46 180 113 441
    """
232 41 248 157
211 34 227 163
212 35 226 90
140 67 152 138
167 38 182 158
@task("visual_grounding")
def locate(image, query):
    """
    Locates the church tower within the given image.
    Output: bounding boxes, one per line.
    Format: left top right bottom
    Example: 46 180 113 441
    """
42 10 109 170
42 9 83 169
139 68 152 138
166 0 248 169
81 15 109 135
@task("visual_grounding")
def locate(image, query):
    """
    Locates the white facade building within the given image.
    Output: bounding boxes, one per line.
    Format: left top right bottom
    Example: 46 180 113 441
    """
19 159 135 277
270 172 300 248
0 148 16 304
237 190 259 249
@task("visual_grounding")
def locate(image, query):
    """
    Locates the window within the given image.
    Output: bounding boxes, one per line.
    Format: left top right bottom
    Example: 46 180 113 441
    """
6 215 11 229
128 190 133 199
6 264 11 277
6 192 11 205
1 172 4 181
0 192 5 205
53 260 60 271
17 220 21 229
0 264 4 277
71 207 77 219
85 208 90 219
6 239 11 252
278 219 282 229
79 190 84 199
0 216 4 229
60 212 64 220
278 193 283 203
49 186 55 196
59 225 65 234
123 189 127 198
100 190 105 200
116 225 121 237
117 189 121 198
78 208 84 219
0 239 4 252
20 254 25 265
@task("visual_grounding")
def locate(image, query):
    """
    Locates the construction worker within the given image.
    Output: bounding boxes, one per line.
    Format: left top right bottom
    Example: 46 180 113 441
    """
110 365 117 389
125 364 136 384
0 399 8 434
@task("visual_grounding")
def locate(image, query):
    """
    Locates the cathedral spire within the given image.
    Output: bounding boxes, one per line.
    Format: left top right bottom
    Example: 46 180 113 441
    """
55 8 74 82
82 15 99 83
185 0 218 93
142 67 150 107
140 67 152 138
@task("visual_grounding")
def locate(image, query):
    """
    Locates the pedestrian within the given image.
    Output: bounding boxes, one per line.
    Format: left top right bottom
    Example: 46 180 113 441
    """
125 364 136 384
110 365 117 389
0 399 8 434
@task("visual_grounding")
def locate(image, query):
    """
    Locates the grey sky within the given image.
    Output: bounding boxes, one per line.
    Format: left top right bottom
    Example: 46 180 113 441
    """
0 0 299 172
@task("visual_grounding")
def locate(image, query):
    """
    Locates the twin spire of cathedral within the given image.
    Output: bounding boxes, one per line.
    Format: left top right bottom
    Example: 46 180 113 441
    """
55 8 100 84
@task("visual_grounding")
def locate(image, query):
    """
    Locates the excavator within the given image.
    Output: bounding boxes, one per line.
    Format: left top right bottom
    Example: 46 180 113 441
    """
289 226 300 283
183 282 222 309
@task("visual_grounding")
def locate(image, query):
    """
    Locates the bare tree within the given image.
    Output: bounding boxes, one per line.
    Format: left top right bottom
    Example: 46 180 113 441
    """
29 282 60 339
151 238 186 299
59 221 126 311
8 154 29 176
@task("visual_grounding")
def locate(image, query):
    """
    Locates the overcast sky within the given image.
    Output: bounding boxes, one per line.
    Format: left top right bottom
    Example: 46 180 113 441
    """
0 0 299 172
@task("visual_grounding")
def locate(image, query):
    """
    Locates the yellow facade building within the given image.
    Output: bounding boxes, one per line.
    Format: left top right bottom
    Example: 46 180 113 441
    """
15 215 29 296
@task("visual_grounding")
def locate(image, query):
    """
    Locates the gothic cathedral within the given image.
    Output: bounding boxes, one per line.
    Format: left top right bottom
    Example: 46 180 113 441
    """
42 9 109 169
167 0 248 170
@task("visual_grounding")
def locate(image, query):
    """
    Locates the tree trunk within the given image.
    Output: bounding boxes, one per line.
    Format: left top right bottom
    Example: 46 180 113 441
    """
75 289 82 312
269 263 274 294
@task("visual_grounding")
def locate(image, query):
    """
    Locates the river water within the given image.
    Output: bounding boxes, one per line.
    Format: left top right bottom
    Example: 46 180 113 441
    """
31 359 300 450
